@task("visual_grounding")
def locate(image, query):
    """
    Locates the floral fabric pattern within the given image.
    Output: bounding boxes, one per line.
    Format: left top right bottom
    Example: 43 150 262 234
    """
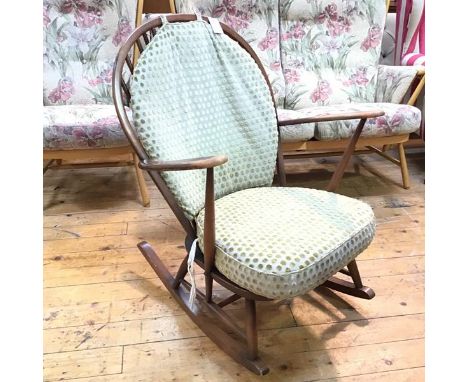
174 0 286 107
278 102 421 142
375 65 418 103
277 108 316 142
158 1 421 144
313 103 421 140
280 0 387 109
43 105 132 149
43 0 138 106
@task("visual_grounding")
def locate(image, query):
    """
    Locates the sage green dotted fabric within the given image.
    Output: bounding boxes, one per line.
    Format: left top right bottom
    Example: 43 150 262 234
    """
130 20 278 220
196 187 376 299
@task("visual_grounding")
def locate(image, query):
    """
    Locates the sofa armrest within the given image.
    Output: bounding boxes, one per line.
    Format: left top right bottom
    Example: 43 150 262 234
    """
278 109 384 127
375 65 419 104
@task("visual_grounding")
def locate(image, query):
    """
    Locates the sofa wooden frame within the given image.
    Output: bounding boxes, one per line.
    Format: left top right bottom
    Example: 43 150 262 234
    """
43 0 150 207
113 15 379 375
165 0 425 190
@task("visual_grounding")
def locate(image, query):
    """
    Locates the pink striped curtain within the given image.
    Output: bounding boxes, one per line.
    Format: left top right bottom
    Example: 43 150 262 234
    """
395 0 425 140
395 0 425 66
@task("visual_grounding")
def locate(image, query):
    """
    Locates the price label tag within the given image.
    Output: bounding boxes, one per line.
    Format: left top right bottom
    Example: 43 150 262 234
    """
208 17 223 34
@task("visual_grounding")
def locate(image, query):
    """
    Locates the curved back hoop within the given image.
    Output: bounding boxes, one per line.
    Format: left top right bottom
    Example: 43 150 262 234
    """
112 14 285 238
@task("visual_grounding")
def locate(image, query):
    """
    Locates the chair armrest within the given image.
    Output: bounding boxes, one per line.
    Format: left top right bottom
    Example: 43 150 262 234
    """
139 155 228 289
139 155 228 171
278 110 384 127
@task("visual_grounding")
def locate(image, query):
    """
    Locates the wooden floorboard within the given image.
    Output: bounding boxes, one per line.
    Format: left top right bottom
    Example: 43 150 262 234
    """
43 149 425 381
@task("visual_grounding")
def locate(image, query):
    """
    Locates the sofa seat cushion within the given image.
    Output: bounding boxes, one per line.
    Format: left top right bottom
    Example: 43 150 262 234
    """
278 102 420 142
196 187 375 299
314 103 421 140
277 108 316 142
43 105 131 150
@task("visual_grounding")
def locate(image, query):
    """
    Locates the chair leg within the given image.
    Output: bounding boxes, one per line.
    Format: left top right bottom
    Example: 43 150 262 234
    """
132 153 150 207
245 299 258 361
138 241 269 375
347 260 363 289
397 143 410 189
321 260 375 299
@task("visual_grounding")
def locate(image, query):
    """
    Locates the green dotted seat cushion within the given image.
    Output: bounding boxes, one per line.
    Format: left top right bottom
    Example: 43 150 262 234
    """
196 187 375 299
130 20 278 220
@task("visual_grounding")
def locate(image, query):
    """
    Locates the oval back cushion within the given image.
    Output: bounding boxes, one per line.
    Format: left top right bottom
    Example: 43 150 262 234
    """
130 19 278 220
43 0 138 105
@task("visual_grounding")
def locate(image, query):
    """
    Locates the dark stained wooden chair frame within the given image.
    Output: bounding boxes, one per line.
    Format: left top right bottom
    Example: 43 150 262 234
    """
112 14 378 375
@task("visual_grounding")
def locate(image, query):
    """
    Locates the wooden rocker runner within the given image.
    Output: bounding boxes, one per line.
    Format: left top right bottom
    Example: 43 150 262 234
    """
113 14 381 375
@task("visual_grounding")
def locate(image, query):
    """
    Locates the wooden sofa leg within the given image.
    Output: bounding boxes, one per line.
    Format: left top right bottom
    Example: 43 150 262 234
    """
327 118 367 192
132 153 150 207
43 159 55 174
397 143 410 189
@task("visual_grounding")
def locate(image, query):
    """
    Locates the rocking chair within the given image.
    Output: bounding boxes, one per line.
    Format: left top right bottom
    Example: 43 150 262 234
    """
113 14 380 375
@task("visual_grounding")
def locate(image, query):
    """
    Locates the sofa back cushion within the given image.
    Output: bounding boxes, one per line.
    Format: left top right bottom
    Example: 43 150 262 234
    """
43 0 138 106
174 0 285 108
280 0 387 109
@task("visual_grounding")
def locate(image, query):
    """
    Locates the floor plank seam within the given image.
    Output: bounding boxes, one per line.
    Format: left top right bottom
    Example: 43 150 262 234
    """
309 365 425 382
43 218 180 229
43 253 425 264
43 310 426 331
44 371 123 382
43 313 424 355
43 206 169 217
43 269 426 289
43 336 426 359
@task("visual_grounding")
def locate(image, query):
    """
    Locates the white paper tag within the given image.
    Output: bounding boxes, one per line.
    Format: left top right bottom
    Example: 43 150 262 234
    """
208 17 223 34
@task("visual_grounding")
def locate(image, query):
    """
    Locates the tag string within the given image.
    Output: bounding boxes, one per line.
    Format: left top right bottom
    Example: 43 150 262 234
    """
187 239 198 308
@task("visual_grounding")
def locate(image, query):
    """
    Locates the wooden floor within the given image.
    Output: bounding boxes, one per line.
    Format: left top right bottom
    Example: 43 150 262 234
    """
43 149 425 381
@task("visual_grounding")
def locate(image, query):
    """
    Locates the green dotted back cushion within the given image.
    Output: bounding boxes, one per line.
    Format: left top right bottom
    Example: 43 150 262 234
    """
130 19 279 219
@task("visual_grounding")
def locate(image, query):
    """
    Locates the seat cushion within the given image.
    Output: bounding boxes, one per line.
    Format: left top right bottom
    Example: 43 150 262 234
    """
277 102 421 142
196 187 375 299
43 105 131 150
314 102 421 140
277 108 316 142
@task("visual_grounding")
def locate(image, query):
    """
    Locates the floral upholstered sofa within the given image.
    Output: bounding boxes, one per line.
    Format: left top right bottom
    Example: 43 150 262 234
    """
43 0 150 206
158 0 422 188
43 0 138 149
